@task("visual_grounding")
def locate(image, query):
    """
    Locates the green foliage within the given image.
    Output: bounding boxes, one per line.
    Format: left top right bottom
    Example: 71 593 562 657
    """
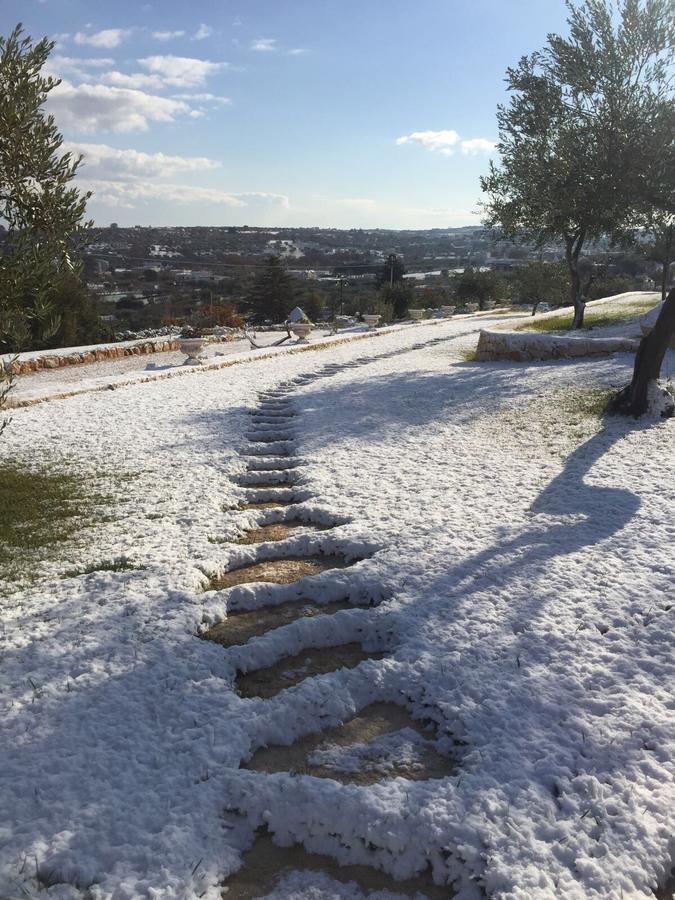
371 297 394 322
302 289 326 323
375 254 406 289
0 25 92 353
513 262 569 311
586 275 640 301
378 282 413 319
643 219 675 300
451 267 507 309
45 275 114 349
246 256 297 324
0 362 14 438
480 0 674 324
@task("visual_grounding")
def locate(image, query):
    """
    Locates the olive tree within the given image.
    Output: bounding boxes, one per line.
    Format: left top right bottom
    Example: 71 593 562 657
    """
0 25 91 356
480 0 674 328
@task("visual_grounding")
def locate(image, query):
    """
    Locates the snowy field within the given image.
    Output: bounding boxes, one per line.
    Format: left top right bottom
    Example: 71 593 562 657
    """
0 313 673 899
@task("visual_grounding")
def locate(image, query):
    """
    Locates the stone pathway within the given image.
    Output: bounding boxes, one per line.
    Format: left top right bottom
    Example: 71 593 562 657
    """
203 341 461 898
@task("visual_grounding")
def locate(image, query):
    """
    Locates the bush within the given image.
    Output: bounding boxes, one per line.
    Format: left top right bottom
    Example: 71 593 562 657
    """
452 267 507 309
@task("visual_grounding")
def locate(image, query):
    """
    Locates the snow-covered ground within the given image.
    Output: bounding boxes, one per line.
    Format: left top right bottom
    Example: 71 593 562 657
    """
0 313 673 899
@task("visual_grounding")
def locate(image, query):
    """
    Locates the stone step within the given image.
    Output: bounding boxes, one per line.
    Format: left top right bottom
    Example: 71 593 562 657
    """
241 444 294 457
246 433 295 443
236 520 330 544
222 832 451 899
245 701 455 784
236 643 386 699
204 598 353 649
208 554 353 591
245 458 300 472
237 472 299 487
237 500 295 511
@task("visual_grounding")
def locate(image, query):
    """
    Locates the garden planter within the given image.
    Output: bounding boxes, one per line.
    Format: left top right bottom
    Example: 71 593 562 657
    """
362 314 381 329
441 306 456 317
178 338 208 365
409 308 425 321
291 322 312 342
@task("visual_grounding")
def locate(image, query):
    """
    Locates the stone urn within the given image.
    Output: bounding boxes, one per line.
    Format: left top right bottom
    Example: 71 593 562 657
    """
362 314 381 330
441 305 456 317
409 308 425 321
178 337 208 365
291 322 312 342
465 303 479 313
484 300 496 310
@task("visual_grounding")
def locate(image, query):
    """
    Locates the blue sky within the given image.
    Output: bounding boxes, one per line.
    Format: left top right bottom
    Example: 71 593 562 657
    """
4 0 570 228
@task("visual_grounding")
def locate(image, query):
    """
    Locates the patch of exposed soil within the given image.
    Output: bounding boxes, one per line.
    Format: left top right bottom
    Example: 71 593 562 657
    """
236 521 329 544
236 643 385 699
204 598 353 648
221 832 452 898
208 555 351 591
237 501 295 511
245 702 454 784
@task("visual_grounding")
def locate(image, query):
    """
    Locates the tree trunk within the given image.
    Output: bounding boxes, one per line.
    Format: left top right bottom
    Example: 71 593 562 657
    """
611 287 675 417
570 267 586 329
565 233 586 329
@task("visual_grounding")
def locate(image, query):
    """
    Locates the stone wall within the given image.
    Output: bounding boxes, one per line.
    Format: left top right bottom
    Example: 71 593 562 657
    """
2 339 179 376
474 329 639 362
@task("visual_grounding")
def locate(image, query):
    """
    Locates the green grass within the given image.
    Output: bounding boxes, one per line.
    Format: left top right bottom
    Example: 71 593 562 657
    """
0 463 90 557
63 557 142 578
559 388 614 419
0 461 122 590
516 299 656 334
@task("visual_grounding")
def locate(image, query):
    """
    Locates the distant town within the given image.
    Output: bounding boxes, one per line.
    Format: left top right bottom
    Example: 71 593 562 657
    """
81 224 657 334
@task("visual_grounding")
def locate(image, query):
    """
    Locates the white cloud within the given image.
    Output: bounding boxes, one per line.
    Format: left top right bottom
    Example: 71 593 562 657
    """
65 142 220 180
460 137 497 154
100 71 166 90
287 48 310 56
396 129 461 156
73 29 132 49
138 55 226 87
81 179 290 209
171 92 231 105
45 55 116 80
193 23 213 41
251 37 277 52
152 30 186 42
396 129 495 157
51 55 116 70
47 79 191 132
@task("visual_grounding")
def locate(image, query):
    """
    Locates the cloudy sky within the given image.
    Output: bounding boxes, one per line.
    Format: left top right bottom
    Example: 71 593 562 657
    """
4 0 569 228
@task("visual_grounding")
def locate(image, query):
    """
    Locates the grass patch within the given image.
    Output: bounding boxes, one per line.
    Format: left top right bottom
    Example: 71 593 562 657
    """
459 347 479 362
516 299 657 334
0 463 90 556
63 556 142 578
0 461 122 591
559 388 614 419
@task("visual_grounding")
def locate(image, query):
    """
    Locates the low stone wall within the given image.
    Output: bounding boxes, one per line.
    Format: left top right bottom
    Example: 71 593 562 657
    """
2 339 179 375
475 329 639 362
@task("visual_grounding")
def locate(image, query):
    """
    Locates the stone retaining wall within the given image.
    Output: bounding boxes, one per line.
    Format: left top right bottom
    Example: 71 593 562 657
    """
475 329 639 362
2 339 179 375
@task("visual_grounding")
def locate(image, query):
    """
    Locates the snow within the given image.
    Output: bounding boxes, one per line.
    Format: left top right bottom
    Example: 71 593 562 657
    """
0 312 673 899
